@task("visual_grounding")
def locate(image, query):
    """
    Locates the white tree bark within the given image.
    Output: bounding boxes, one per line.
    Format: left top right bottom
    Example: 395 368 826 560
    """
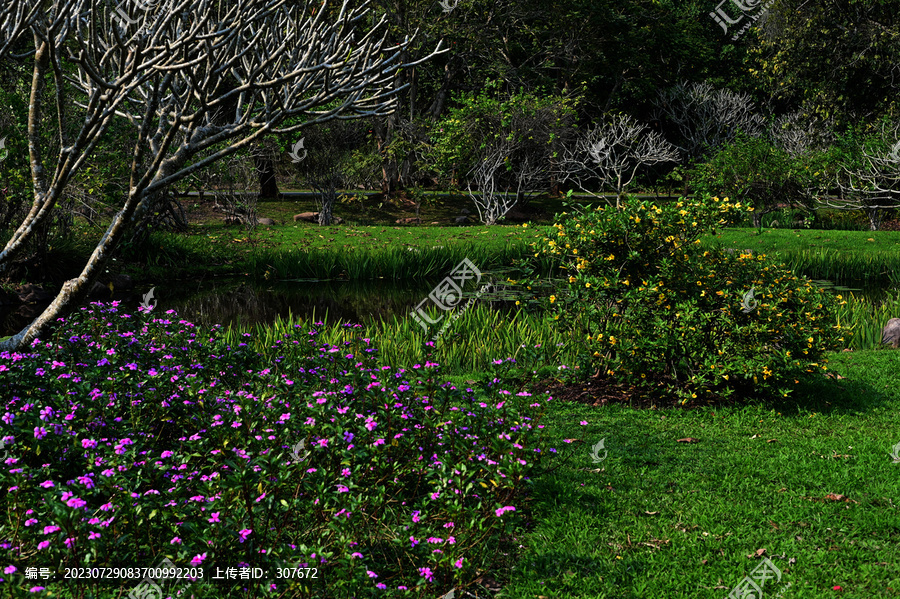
559 113 679 208
0 0 444 350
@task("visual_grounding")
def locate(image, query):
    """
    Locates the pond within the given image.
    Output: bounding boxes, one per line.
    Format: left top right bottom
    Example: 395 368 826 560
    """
0 272 532 337
0 275 890 338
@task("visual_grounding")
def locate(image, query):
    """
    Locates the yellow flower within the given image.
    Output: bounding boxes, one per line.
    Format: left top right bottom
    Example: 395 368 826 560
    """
609 336 617 345
585 282 591 288
569 276 577 283
522 223 528 228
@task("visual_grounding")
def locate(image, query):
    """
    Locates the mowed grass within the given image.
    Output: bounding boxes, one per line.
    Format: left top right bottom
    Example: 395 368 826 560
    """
494 348 900 598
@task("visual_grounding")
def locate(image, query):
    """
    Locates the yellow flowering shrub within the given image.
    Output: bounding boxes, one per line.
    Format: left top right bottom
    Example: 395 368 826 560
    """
538 194 846 404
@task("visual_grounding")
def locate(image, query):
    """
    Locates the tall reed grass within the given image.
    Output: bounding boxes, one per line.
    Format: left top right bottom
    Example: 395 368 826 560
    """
220 305 581 374
834 292 900 350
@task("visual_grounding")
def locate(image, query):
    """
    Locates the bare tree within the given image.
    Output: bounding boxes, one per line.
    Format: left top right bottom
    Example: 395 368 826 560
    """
653 81 765 164
827 127 900 231
768 111 834 158
560 113 680 208
0 0 443 350
467 139 517 225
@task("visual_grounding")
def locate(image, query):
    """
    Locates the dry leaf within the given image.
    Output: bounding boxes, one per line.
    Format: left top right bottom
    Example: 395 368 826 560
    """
643 511 660 516
824 493 846 502
766 439 777 443
677 437 699 443
747 548 767 559
750 434 760 439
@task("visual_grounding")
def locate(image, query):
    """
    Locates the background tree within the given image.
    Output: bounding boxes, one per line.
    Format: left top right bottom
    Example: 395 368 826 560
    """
752 0 900 126
0 0 443 350
559 113 680 208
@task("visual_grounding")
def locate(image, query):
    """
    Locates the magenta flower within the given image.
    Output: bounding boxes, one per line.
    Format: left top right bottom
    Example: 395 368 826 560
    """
4 566 16 574
39 481 54 489
190 553 207 566
208 512 220 523
418 567 433 582
454 558 464 568
33 427 48 440
238 529 252 542
171 537 182 545
495 506 516 517
160 451 173 459
36 541 50 551
42 525 60 535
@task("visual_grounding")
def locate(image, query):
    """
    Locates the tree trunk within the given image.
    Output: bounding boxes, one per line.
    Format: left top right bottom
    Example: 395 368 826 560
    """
256 153 279 199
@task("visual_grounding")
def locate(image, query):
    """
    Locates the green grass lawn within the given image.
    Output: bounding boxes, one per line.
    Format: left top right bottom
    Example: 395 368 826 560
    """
492 348 900 598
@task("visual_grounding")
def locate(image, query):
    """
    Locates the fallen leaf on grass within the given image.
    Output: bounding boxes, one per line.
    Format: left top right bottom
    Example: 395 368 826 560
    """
766 439 777 443
677 437 699 443
747 548 767 559
643 511 660 516
824 493 858 503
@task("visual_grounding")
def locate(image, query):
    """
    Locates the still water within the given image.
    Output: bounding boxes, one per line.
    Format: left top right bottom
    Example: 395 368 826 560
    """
0 276 889 338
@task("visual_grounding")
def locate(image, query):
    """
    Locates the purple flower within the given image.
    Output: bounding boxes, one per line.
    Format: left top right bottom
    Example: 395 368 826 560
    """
4 566 16 574
39 480 54 489
171 537 182 544
208 512 220 523
81 439 97 449
42 525 60 535
418 567 434 582
24 519 37 527
160 450 173 459
238 529 252 542
495 505 516 517
33 427 48 440
36 541 50 551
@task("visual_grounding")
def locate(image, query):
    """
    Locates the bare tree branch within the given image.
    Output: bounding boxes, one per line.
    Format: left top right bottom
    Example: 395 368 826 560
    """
0 0 445 350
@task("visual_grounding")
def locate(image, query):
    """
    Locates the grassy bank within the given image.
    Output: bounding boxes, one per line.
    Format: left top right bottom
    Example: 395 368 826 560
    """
706 228 900 286
123 224 556 282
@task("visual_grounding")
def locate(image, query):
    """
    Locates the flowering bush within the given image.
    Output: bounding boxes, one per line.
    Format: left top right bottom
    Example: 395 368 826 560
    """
537 194 846 404
0 303 555 597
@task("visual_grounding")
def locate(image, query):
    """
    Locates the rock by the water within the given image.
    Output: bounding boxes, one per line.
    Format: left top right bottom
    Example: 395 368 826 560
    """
882 318 900 348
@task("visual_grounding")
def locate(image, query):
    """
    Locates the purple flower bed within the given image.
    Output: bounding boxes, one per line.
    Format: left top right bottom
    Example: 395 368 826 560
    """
0 302 556 597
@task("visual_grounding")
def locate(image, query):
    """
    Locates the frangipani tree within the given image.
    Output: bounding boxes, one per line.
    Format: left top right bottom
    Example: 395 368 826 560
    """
0 0 443 350
560 113 679 208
